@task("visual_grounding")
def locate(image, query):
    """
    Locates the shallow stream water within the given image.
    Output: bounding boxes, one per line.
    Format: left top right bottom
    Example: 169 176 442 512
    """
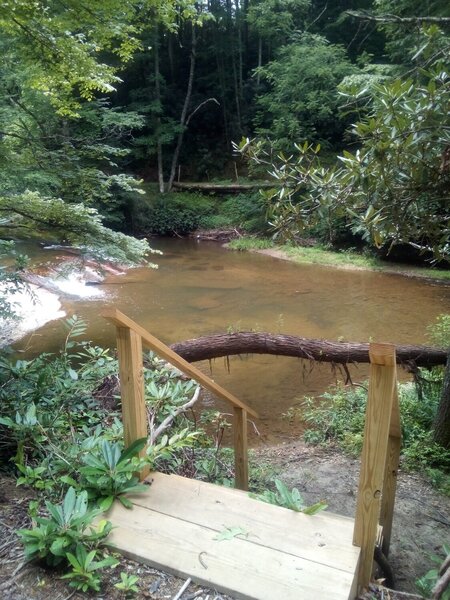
14 238 450 443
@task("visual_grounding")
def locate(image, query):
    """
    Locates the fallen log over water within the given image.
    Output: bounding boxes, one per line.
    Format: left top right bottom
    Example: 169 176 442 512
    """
170 332 447 368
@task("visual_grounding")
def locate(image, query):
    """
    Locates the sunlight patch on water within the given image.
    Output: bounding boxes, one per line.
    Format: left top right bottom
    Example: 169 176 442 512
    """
52 270 104 298
0 284 65 346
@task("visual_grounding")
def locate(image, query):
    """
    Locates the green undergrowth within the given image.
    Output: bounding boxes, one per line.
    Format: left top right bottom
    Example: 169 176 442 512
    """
228 235 450 280
228 236 275 251
284 375 450 495
0 315 278 593
132 186 268 236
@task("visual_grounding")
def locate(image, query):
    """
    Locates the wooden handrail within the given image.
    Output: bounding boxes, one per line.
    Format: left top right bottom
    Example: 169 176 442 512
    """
102 308 258 490
102 308 258 418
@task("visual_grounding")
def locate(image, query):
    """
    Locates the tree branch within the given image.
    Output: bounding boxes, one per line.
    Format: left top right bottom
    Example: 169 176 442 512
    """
346 11 450 26
186 98 220 126
149 386 201 445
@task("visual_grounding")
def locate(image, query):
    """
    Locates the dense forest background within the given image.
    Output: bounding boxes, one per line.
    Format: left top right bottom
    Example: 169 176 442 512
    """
0 0 449 262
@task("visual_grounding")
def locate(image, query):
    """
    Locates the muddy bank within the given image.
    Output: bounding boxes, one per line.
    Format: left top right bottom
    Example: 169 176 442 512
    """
248 246 450 283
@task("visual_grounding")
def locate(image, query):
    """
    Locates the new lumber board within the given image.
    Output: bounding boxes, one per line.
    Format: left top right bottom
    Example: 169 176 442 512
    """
106 496 359 600
126 472 360 574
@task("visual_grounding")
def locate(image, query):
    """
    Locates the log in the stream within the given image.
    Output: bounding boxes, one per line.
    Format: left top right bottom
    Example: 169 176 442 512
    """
170 332 447 368
172 182 276 194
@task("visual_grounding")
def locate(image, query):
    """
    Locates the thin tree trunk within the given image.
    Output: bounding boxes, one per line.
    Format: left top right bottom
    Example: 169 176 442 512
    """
167 25 197 192
216 44 230 149
232 46 242 131
154 24 164 193
235 0 243 98
432 349 450 449
170 332 447 368
256 36 262 86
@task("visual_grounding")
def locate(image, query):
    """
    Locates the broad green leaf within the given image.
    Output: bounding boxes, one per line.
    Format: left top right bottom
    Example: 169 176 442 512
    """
214 526 249 541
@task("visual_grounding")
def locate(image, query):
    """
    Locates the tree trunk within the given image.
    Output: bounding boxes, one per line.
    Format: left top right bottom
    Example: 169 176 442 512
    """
256 36 262 86
432 349 450 449
167 24 197 192
170 332 447 368
153 24 165 193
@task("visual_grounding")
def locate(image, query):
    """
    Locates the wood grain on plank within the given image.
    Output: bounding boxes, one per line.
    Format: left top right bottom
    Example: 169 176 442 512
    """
125 472 360 574
353 343 397 591
106 500 358 600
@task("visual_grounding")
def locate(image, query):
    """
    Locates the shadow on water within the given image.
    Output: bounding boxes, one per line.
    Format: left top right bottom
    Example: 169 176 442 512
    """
14 238 450 444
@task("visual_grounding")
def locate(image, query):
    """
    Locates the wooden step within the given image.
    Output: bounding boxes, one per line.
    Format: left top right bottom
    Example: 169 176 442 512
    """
104 472 360 600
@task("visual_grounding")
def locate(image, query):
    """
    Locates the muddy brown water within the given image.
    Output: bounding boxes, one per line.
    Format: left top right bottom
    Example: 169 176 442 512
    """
15 238 450 444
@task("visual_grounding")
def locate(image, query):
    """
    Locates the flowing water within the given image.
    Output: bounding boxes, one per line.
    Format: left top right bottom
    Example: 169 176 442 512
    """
13 238 450 443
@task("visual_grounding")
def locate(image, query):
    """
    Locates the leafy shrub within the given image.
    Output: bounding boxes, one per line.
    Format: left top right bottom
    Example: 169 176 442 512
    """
132 191 216 235
427 313 450 348
297 378 450 484
416 544 450 600
115 572 139 595
79 438 148 509
18 487 113 566
218 193 269 234
61 545 118 592
250 479 327 514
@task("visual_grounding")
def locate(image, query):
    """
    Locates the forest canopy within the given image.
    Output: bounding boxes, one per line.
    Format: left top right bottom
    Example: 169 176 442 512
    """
0 0 448 264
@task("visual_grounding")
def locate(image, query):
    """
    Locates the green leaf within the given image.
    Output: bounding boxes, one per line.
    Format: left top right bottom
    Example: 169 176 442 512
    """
118 495 133 509
214 526 249 541
119 438 147 464
99 496 114 511
68 368 78 381
63 487 76 520
302 501 328 515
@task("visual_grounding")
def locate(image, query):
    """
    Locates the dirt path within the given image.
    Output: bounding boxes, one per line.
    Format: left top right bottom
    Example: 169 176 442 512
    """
1 443 448 599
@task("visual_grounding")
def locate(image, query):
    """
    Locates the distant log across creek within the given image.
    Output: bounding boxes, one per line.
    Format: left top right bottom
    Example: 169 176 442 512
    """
170 332 447 368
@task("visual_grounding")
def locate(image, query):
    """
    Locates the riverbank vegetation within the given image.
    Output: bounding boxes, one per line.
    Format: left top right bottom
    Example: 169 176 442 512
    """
228 237 450 280
0 316 276 592
0 1 448 273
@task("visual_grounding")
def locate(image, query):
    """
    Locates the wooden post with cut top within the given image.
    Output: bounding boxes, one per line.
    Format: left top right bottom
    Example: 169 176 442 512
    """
353 342 398 593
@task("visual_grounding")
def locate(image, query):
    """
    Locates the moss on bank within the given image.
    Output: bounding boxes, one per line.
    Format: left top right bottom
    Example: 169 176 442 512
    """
228 237 450 281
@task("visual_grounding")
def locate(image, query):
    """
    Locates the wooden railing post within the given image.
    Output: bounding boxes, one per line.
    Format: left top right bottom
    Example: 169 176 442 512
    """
116 327 149 481
353 343 397 593
233 407 249 491
380 385 401 556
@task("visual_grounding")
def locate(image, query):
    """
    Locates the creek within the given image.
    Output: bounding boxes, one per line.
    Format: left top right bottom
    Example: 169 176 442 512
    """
12 238 450 444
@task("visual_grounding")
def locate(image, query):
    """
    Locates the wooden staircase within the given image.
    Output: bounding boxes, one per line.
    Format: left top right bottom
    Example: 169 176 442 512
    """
102 309 402 599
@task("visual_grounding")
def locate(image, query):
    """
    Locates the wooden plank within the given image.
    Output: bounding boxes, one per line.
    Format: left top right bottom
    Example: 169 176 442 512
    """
234 407 248 490
105 500 358 600
116 327 149 480
102 308 258 418
353 343 397 593
380 384 401 556
128 473 360 574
